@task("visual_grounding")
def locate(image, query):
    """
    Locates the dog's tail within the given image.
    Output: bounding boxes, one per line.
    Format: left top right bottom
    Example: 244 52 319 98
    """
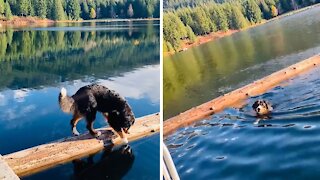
59 87 74 114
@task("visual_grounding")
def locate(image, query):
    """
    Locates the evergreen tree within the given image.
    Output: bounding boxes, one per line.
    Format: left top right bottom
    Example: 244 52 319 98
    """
243 0 263 24
260 0 272 19
90 7 96 19
5 2 12 19
209 4 228 31
81 1 89 19
190 7 211 35
67 0 81 20
53 0 65 20
186 25 196 43
127 3 134 18
230 5 247 29
271 5 278 17
0 0 4 15
19 0 29 16
36 0 47 19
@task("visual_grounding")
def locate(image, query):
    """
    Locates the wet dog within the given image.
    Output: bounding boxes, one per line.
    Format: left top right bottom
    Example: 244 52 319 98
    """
58 84 135 144
252 100 273 116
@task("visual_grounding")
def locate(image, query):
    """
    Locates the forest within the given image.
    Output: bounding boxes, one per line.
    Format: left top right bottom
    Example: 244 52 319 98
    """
0 0 160 21
164 0 319 51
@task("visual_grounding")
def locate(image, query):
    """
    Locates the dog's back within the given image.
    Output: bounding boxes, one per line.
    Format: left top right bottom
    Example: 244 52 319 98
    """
72 84 135 131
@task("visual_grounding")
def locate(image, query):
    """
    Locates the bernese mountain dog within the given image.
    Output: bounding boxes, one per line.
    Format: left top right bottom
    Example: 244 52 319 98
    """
252 99 273 116
58 84 135 144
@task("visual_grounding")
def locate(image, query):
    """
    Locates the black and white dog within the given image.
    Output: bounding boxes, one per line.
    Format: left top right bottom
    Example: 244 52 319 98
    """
59 84 135 144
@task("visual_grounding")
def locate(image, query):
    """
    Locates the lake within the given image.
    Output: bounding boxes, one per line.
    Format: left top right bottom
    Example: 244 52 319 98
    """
0 20 160 179
164 6 320 120
164 6 320 180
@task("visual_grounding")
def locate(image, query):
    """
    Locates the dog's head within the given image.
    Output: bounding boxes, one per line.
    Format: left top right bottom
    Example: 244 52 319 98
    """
109 104 135 130
252 100 272 116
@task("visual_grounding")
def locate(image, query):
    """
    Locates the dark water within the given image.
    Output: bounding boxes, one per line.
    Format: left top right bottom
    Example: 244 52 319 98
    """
0 20 160 179
166 66 320 179
163 6 320 119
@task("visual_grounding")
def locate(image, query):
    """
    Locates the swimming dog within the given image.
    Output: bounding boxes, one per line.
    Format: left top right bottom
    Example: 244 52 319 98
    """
252 100 273 116
59 84 135 144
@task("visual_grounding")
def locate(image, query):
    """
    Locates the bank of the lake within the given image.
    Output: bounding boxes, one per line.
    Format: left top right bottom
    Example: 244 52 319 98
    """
0 16 159 28
164 3 320 56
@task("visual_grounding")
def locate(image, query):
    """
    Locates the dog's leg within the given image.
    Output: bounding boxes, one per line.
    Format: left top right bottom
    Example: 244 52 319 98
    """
117 129 128 144
86 112 101 137
70 114 82 136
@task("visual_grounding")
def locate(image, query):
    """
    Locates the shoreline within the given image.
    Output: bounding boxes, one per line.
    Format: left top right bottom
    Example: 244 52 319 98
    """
0 16 160 28
164 3 320 57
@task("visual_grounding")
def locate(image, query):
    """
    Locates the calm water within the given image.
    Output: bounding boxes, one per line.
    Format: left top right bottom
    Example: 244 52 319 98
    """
0 20 160 179
166 67 320 179
164 6 320 119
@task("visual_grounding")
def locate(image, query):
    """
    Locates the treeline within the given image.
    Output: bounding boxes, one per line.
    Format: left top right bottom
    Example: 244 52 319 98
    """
0 25 159 89
164 0 319 51
0 0 159 21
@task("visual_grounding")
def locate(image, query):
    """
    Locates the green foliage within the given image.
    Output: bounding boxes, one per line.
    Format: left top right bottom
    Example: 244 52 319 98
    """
0 0 5 15
242 0 263 24
36 0 47 19
90 7 96 19
190 7 211 35
163 12 187 50
209 4 228 31
5 2 13 19
53 0 65 20
4 0 160 20
18 0 29 16
186 25 196 43
67 0 81 20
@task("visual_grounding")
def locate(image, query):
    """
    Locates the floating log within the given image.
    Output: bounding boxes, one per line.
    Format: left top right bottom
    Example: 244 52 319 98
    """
4 113 160 177
164 54 320 136
0 155 20 180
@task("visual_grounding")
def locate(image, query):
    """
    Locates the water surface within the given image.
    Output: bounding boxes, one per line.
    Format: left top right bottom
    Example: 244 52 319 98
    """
0 20 160 179
164 7 320 119
166 66 320 179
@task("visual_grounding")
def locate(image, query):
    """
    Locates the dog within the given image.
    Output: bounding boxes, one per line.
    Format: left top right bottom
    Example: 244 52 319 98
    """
58 84 135 144
252 100 273 116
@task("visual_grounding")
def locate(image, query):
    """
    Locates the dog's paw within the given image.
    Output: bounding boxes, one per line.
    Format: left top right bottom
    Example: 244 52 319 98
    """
94 131 102 138
72 128 80 136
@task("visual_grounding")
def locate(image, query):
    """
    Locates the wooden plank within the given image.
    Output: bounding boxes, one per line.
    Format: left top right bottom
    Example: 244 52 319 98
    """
0 155 20 180
4 113 160 177
164 54 320 136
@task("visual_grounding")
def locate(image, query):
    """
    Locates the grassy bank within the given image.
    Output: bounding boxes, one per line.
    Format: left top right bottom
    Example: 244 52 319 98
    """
0 16 159 28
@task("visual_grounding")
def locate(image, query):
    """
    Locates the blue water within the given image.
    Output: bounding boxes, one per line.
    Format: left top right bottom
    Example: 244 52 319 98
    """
166 67 320 179
0 20 160 179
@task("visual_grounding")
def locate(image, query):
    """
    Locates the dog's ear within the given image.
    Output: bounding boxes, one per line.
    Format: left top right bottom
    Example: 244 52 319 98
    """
252 101 259 109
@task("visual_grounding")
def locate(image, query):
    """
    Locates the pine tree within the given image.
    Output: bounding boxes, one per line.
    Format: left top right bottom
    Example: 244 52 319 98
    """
127 3 134 18
53 0 65 20
0 0 5 15
186 25 196 43
36 0 47 19
243 0 263 24
89 7 96 19
270 5 278 17
67 0 81 20
230 6 248 29
81 1 89 19
260 0 271 19
4 2 12 19
190 7 211 35
19 0 29 16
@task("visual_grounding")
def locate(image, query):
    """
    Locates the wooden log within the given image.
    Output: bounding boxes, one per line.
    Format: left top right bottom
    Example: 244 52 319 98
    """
164 54 320 136
0 155 20 180
4 113 160 177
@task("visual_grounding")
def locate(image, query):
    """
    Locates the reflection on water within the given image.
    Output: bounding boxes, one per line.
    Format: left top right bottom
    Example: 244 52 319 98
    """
0 20 159 179
73 145 134 180
164 7 320 119
166 67 320 179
